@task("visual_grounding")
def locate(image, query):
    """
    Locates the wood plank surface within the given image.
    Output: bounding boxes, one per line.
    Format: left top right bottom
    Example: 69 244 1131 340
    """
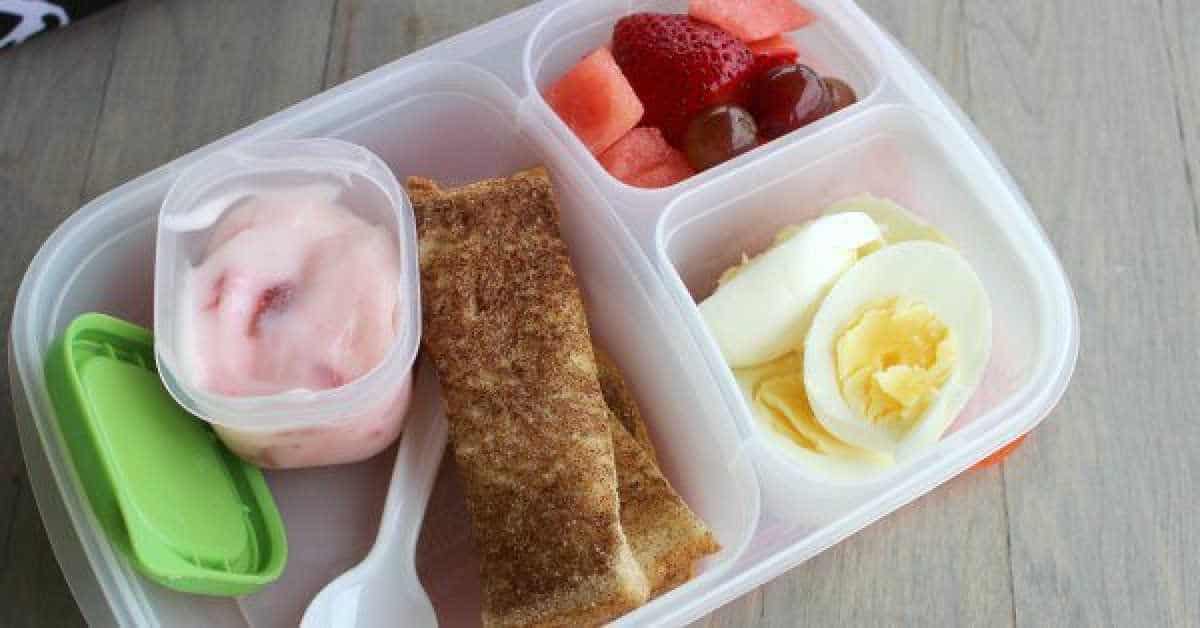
324 0 535 86
83 0 337 197
2 1 1197 627
974 2 1200 626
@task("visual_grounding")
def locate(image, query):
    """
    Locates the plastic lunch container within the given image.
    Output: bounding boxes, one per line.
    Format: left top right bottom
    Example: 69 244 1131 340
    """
7 0 1079 626
153 138 420 469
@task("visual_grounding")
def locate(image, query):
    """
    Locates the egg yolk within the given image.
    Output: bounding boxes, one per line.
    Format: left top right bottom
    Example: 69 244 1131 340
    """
740 354 887 462
744 354 841 453
835 297 956 432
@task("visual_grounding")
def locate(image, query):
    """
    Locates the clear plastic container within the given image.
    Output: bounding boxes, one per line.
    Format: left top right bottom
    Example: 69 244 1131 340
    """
153 138 420 469
8 1 1078 626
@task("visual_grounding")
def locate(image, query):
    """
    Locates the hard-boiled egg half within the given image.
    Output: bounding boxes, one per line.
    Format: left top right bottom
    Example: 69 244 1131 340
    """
699 196 992 480
802 241 991 459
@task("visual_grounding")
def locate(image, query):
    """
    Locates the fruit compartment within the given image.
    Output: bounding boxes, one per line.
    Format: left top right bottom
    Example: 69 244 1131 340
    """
521 0 885 206
9 58 760 627
655 105 1077 524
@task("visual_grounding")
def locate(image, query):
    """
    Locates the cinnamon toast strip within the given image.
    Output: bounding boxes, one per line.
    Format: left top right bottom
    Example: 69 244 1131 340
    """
594 348 658 464
594 349 720 595
607 409 719 595
411 169 648 627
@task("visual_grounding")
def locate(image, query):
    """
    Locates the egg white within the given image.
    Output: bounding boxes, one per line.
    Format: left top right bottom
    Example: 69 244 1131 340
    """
824 194 952 246
699 212 882 368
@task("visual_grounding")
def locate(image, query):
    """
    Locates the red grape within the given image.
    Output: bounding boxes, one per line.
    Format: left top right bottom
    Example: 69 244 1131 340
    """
685 105 759 171
751 64 832 141
824 77 858 113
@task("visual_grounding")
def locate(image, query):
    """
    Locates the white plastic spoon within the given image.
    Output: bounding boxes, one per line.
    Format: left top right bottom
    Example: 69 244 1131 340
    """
301 361 448 628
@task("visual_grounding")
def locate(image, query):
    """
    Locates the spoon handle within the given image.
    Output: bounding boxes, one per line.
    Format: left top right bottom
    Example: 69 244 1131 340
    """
300 360 449 627
373 360 449 567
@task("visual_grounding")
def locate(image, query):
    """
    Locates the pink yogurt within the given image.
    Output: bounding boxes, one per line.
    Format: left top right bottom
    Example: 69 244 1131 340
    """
179 182 410 468
213 374 413 469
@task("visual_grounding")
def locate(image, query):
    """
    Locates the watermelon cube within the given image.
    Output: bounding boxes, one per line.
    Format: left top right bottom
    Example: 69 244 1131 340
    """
544 47 645 155
690 0 816 42
628 152 696 188
598 127 678 180
749 34 800 76
749 34 799 59
598 127 695 188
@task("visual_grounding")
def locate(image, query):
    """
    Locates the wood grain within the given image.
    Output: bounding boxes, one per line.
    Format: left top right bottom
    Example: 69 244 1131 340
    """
323 0 535 86
1163 2 1200 250
82 0 338 197
968 1 1200 626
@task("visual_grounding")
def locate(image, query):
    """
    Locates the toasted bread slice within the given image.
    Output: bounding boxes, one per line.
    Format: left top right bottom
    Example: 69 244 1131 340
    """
594 348 658 464
411 169 648 627
594 350 720 595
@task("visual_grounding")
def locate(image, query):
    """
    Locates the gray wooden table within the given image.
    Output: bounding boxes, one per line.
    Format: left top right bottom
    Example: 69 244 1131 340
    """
2 1 1197 626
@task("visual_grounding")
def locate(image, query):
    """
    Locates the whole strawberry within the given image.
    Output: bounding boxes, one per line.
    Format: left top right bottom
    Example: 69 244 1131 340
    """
612 13 755 147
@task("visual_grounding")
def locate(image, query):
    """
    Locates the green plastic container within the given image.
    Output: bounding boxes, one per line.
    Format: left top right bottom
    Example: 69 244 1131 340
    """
43 313 287 596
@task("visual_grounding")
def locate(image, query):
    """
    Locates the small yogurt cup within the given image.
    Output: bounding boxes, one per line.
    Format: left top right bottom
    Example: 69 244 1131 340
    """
154 138 420 469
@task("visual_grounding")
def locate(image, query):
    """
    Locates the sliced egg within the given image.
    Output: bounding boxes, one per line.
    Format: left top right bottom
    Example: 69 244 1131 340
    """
699 212 882 368
823 194 952 246
802 241 991 458
736 353 893 481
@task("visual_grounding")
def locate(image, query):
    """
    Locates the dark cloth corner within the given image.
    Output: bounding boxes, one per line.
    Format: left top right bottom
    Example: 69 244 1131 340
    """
1 0 123 49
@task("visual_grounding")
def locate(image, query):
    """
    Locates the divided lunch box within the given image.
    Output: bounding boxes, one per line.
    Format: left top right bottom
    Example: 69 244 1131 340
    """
8 0 1080 626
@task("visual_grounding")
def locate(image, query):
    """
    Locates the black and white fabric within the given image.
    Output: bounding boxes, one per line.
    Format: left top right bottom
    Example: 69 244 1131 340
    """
1 0 120 49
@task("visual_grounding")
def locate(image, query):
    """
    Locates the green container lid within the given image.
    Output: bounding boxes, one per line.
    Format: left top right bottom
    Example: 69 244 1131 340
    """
44 313 287 596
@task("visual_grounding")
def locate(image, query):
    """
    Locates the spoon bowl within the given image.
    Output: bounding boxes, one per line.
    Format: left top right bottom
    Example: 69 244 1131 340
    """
302 362 448 628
